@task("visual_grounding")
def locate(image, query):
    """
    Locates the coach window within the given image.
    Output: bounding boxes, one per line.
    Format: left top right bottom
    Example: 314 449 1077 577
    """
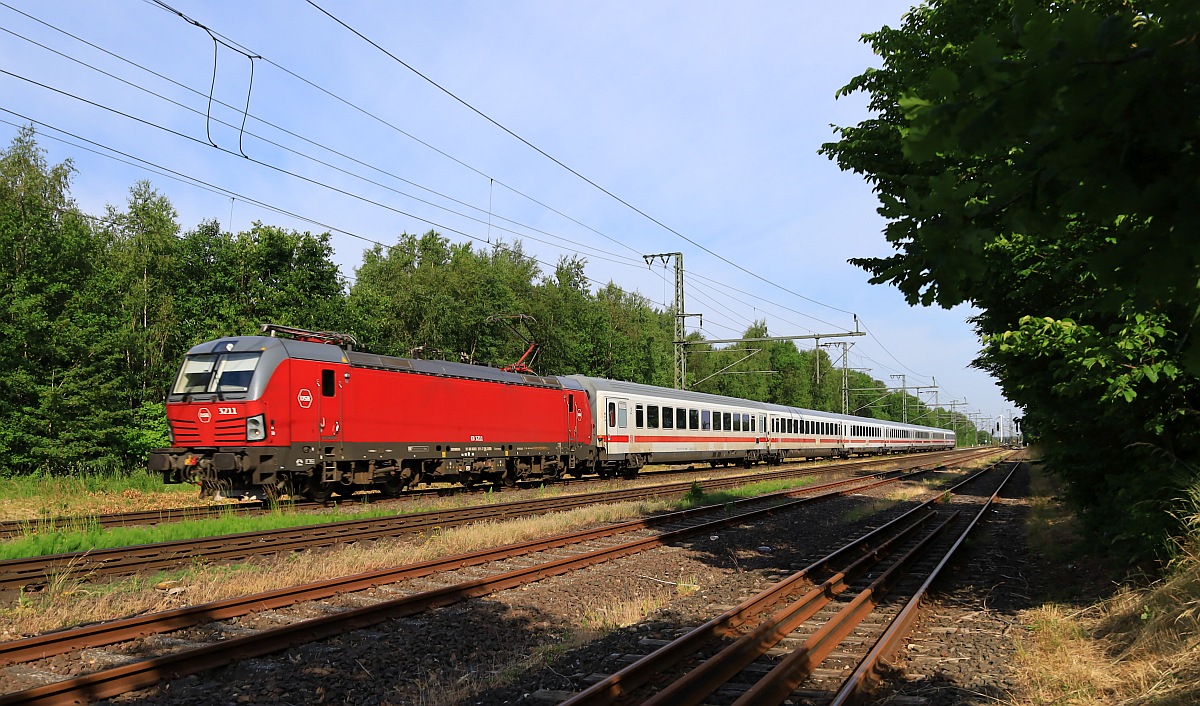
689 409 699 430
636 404 644 428
608 402 616 428
647 405 659 429
732 414 741 432
712 411 721 431
662 406 673 429
322 369 336 397
618 402 627 428
702 410 711 430
721 412 731 430
677 408 687 430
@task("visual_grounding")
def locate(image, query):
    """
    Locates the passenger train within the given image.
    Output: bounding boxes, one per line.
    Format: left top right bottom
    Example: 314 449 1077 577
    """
150 325 956 500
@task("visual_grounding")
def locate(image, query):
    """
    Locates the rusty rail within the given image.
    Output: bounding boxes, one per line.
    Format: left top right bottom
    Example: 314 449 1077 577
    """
562 455 1016 705
0 449 993 591
0 462 955 706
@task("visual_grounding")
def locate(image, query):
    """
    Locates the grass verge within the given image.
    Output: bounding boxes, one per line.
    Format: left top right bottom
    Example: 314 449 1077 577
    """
0 467 197 521
1013 463 1200 705
0 471 823 638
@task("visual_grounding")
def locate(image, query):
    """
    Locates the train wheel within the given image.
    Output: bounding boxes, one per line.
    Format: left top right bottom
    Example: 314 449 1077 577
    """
304 477 335 503
379 475 407 498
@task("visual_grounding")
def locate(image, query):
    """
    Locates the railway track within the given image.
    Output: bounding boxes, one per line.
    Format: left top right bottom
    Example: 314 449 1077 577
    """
0 449 992 592
0 452 1003 705
0 453 917 540
0 464 699 539
558 455 1019 705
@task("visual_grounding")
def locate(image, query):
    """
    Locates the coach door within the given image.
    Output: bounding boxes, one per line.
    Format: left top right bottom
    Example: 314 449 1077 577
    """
604 397 629 451
317 367 344 459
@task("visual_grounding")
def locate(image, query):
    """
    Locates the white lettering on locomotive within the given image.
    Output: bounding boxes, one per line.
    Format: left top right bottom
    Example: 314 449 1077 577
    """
218 406 237 415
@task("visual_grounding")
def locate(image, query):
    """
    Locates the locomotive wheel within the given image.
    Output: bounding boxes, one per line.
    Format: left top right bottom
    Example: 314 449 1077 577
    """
304 478 336 503
379 475 407 498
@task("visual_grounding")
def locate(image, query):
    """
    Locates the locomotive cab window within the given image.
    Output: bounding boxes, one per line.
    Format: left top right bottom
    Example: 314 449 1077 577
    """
321 369 336 397
172 352 262 397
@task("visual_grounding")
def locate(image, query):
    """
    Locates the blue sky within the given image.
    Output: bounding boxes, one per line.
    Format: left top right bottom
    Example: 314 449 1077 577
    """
0 1 1013 427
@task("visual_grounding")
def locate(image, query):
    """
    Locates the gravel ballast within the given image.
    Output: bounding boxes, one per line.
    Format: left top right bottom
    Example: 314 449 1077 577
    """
89 456 1043 706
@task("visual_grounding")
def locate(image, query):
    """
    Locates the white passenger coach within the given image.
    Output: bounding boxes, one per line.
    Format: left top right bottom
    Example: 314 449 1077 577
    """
568 376 956 472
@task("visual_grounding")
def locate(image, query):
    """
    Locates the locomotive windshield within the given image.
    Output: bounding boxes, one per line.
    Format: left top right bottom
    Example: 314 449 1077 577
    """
172 352 262 396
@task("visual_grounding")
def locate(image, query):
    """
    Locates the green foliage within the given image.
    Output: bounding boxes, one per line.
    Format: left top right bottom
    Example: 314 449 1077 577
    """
0 128 976 486
823 0 1200 561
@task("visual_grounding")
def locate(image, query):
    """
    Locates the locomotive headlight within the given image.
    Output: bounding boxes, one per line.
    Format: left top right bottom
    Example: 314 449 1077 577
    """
246 414 266 442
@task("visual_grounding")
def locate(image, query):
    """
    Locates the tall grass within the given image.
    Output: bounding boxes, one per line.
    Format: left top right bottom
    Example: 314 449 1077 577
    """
0 465 175 499
1013 467 1200 705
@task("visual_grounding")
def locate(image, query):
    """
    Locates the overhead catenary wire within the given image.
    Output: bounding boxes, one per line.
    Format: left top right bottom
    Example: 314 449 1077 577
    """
123 1 897 350
0 20 646 270
303 0 859 320
135 0 647 262
0 69 663 280
4 1 941 390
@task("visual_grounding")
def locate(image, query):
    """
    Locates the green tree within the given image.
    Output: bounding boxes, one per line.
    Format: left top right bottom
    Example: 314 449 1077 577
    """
0 128 125 470
822 0 1200 560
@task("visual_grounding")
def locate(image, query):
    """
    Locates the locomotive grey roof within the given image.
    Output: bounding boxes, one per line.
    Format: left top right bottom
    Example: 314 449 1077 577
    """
566 375 948 434
187 335 348 364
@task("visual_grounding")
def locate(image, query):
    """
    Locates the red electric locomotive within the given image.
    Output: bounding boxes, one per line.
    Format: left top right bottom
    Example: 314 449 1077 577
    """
151 325 595 500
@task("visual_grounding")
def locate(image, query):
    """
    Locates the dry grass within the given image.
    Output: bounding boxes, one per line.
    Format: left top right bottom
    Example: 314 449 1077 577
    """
0 482 201 521
579 588 675 632
0 497 675 640
1011 465 1200 706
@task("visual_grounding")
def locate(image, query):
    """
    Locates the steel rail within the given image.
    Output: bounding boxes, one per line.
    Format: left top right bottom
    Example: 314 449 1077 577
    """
0 451 957 539
0 463 938 669
731 511 960 705
559 455 1012 706
828 460 1021 706
642 511 956 706
0 449 990 591
0 462 948 705
0 461 753 539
